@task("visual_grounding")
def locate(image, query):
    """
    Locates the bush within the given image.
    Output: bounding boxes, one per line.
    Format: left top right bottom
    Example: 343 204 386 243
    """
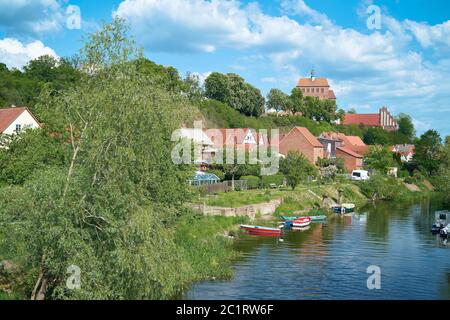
261 174 285 188
240 175 261 189
208 169 225 181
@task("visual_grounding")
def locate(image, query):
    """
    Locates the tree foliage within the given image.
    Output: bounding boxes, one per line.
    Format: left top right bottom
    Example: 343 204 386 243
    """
365 145 395 173
413 130 443 176
0 18 196 300
280 151 317 190
204 72 264 117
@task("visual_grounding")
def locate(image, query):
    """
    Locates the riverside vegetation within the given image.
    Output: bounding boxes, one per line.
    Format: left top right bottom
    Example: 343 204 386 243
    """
0 18 448 300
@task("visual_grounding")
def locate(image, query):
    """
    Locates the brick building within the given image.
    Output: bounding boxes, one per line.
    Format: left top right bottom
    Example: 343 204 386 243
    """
296 70 336 101
343 107 398 131
279 127 324 164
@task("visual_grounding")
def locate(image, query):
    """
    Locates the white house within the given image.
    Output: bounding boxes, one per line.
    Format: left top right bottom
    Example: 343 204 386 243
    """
176 128 217 161
0 106 41 135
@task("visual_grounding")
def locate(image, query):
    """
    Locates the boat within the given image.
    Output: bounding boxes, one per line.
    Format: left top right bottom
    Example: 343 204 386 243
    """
281 215 327 222
292 217 312 228
431 222 445 234
332 203 355 214
432 211 450 234
240 225 282 237
440 223 450 239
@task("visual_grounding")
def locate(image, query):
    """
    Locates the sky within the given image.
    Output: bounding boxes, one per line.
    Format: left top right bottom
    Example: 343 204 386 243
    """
0 0 449 137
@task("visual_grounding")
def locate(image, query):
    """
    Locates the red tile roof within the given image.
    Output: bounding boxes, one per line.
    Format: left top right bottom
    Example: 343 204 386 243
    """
0 107 28 133
343 114 380 126
297 78 330 87
328 90 336 99
291 127 323 148
337 146 363 158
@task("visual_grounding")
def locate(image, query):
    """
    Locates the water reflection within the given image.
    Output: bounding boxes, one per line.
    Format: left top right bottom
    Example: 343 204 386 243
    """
186 197 450 300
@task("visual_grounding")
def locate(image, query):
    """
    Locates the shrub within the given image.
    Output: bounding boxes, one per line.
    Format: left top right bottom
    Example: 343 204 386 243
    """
208 169 225 181
261 174 285 188
240 175 261 189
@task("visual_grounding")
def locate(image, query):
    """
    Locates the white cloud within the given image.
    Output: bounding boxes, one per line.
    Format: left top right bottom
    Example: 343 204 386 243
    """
404 19 450 49
0 38 58 69
0 0 83 36
114 0 450 134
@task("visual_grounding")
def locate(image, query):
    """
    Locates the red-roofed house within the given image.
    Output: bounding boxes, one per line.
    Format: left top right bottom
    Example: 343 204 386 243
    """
0 106 40 135
318 132 366 172
391 144 415 162
279 127 324 164
343 107 398 131
204 128 269 150
336 146 364 172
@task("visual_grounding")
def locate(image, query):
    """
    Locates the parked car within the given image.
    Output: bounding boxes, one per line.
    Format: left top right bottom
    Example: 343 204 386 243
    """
351 170 370 181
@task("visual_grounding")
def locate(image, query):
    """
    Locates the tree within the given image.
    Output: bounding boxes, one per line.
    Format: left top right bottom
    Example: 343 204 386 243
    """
182 72 203 101
289 87 305 114
364 127 390 145
280 151 317 190
436 138 450 205
204 72 229 103
365 145 395 173
395 113 415 143
204 72 264 117
0 17 194 300
414 130 443 176
266 88 291 112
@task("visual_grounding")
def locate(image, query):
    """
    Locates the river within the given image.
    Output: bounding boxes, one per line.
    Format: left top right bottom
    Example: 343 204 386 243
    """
186 198 450 300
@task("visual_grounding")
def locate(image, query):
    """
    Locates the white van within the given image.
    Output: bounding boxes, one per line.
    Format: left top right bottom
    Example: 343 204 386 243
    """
351 170 370 181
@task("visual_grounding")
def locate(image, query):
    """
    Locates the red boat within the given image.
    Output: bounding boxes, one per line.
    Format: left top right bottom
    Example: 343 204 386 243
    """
292 217 312 228
240 225 282 237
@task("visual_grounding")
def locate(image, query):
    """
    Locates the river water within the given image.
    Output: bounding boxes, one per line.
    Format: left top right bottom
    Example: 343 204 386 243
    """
186 198 450 300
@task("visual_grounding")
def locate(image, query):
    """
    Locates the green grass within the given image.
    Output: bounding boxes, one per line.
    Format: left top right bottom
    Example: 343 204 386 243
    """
195 182 369 216
203 189 284 208
174 213 249 286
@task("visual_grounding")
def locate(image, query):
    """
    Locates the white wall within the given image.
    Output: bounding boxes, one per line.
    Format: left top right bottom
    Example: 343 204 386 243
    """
3 110 40 135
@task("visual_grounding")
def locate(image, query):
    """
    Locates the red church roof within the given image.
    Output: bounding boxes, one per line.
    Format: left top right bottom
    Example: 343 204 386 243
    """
343 114 380 127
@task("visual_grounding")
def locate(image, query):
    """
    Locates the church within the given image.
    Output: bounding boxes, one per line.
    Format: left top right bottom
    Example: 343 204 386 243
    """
296 69 336 101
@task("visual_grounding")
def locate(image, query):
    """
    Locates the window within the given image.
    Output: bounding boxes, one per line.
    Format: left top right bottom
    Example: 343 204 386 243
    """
15 124 21 132
321 88 324 93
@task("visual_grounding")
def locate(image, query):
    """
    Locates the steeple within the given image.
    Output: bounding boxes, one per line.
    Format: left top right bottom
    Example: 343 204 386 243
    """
310 67 315 81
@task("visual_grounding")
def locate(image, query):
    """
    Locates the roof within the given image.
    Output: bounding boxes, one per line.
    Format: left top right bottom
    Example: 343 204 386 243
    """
178 128 214 146
336 146 363 158
190 171 220 182
343 113 380 126
327 90 336 99
291 127 323 148
343 135 366 147
296 77 330 87
204 128 268 147
0 107 29 133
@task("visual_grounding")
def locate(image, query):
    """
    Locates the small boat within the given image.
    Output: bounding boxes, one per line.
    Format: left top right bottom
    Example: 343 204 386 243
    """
332 203 355 214
240 225 282 237
292 217 312 228
440 224 450 239
431 222 445 234
281 215 327 222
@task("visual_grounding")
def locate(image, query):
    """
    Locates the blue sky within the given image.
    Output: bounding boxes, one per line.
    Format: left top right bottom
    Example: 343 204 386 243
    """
1 0 450 137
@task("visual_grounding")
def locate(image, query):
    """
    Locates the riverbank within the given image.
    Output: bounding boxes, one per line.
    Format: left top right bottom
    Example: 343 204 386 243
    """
193 179 429 219
0 179 437 300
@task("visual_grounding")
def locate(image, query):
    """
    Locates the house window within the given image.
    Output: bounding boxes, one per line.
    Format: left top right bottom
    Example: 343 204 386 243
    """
15 124 22 132
321 88 324 93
